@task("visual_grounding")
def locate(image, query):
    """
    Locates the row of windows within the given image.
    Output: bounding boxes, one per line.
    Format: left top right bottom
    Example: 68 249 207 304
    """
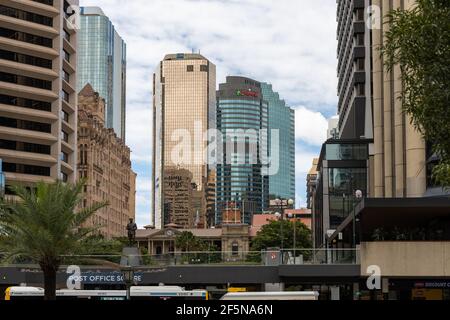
0 27 52 48
0 94 51 112
33 0 54 6
186 65 208 72
0 139 51 155
0 71 52 90
2 162 50 176
0 116 51 133
0 49 52 69
0 5 53 27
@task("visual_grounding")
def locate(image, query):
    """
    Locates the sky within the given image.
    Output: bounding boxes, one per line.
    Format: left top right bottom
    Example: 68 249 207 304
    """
79 0 338 227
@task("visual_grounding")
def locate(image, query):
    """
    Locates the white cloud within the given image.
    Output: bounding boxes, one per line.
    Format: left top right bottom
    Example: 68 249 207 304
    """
294 106 328 146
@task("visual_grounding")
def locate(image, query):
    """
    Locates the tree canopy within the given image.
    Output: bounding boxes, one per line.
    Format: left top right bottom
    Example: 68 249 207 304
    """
0 180 107 300
250 220 312 252
382 0 450 187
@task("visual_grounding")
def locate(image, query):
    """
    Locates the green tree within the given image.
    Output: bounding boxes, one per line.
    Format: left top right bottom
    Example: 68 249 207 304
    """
381 0 450 187
175 231 206 251
250 220 312 252
0 181 107 300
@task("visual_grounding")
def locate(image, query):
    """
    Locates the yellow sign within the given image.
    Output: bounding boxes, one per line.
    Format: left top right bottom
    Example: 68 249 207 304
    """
228 287 247 293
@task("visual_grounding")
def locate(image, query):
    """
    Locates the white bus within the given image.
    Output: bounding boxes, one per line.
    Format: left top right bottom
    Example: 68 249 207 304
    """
220 291 319 300
5 286 209 300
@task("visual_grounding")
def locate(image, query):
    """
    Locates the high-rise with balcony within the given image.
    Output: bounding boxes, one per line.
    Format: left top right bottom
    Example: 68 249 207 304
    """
0 0 78 194
336 0 373 140
152 53 216 229
77 6 126 141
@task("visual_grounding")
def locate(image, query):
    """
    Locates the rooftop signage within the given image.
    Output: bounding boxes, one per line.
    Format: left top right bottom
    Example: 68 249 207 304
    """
236 89 258 98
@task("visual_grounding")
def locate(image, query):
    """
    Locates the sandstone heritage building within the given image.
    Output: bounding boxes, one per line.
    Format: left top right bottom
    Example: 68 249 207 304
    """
77 84 135 238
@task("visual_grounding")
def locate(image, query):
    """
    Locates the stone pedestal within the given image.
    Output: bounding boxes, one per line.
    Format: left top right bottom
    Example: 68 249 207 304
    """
120 247 142 267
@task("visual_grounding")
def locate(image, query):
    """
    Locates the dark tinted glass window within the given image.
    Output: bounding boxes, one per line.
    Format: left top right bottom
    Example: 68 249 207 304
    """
0 28 52 48
0 94 51 112
0 5 53 26
0 72 52 90
187 65 194 72
0 49 52 69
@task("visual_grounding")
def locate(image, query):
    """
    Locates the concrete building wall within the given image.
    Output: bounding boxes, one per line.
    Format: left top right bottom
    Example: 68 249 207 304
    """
0 0 79 190
360 242 450 277
371 0 426 198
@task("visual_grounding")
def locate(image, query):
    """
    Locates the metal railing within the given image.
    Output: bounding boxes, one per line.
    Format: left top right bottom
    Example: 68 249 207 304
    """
1 249 359 268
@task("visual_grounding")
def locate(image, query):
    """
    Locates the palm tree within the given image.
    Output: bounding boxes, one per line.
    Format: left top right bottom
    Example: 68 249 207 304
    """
0 180 107 300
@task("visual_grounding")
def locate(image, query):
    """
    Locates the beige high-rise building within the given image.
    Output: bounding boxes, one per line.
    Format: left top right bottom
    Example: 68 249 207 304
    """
78 84 135 238
0 0 79 191
371 0 427 198
152 53 216 229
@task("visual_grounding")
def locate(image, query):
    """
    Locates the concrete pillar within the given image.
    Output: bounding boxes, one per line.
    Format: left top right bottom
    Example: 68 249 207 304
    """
382 0 393 197
393 0 405 197
372 0 385 198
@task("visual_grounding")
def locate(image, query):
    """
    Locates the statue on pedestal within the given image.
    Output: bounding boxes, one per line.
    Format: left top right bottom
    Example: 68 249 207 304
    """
126 218 137 246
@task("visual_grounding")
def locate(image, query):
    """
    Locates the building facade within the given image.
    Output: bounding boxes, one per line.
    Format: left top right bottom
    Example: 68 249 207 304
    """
163 167 194 229
261 83 295 202
0 0 79 191
152 53 216 229
337 0 373 140
77 6 126 141
78 84 135 238
313 139 371 247
216 76 269 225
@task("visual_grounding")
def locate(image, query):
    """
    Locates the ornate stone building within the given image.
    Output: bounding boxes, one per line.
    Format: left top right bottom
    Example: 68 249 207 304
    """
77 84 136 238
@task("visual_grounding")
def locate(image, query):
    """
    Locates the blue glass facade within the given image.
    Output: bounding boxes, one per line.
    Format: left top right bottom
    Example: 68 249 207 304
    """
261 83 295 202
77 7 127 141
216 77 269 225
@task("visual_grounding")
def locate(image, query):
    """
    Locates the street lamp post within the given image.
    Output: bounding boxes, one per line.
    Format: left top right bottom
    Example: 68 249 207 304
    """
354 190 363 249
275 198 294 263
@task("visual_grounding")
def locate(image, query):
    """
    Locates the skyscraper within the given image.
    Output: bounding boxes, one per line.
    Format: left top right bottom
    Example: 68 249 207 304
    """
0 0 79 192
152 53 216 229
261 83 295 202
216 76 269 225
77 6 126 141
336 0 373 140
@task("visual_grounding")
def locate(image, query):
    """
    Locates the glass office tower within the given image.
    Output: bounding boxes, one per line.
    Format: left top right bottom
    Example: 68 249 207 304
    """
261 83 295 202
77 7 127 141
216 76 269 225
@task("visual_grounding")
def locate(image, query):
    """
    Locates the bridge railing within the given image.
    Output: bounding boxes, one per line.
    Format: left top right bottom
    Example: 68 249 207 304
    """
2 249 359 268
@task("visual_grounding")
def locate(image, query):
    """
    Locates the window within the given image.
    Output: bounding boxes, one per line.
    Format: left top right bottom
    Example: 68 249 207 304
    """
61 152 68 163
187 65 194 72
62 69 70 82
0 116 51 133
0 5 53 27
0 94 51 112
61 90 70 103
61 110 69 122
232 242 239 256
0 49 52 69
0 28 52 48
60 172 68 182
325 143 368 161
200 65 208 72
0 72 52 90
63 50 70 62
